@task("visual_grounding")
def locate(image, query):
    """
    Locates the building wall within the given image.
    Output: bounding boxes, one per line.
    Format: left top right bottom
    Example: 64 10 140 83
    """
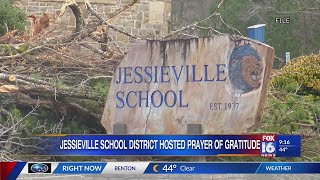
14 0 171 45
171 0 212 31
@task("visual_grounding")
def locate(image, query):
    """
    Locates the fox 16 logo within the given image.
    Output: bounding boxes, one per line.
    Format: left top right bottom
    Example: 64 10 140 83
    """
28 163 51 173
260 135 276 157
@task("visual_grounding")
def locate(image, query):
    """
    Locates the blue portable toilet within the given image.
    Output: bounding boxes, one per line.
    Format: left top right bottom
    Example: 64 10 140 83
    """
247 24 266 43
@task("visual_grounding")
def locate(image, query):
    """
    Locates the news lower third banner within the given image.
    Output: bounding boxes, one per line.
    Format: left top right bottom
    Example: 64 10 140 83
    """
1 162 320 179
32 134 300 157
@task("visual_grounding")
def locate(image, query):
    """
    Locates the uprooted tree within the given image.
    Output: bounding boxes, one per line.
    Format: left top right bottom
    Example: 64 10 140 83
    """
0 0 142 161
0 0 233 161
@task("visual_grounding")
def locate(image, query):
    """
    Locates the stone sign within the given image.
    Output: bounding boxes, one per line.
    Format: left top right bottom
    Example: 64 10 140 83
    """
101 35 274 134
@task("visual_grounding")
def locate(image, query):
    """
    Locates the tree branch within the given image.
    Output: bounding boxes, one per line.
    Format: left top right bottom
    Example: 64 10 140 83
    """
85 0 142 40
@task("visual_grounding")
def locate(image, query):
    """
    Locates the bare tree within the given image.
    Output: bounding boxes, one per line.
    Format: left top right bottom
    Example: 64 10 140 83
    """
0 102 64 161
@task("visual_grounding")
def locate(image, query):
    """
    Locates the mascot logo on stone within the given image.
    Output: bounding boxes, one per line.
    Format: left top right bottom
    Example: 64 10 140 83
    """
229 44 262 93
